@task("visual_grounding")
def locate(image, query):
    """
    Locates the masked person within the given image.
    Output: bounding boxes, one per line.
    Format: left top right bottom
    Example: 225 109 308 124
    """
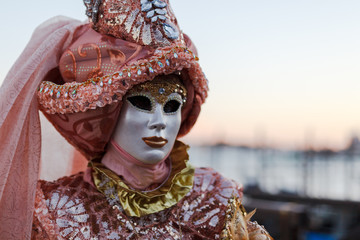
0 0 273 239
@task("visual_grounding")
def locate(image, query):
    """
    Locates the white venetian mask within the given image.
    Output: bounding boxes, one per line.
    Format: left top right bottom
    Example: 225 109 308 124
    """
112 75 187 164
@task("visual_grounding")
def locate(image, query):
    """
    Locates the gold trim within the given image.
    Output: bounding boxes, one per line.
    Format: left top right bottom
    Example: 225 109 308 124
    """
221 196 254 240
221 196 273 240
128 75 187 104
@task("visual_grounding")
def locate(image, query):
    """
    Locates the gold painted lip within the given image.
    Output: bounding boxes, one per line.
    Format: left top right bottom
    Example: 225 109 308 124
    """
142 136 168 148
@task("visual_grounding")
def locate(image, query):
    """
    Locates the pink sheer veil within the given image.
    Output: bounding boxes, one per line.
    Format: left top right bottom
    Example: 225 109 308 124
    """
0 16 84 239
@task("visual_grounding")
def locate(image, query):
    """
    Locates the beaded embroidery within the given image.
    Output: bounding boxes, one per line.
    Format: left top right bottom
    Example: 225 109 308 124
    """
128 74 187 104
91 0 181 46
220 196 273 240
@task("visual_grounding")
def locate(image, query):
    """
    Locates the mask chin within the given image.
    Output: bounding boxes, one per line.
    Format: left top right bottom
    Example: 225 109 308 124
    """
138 150 170 164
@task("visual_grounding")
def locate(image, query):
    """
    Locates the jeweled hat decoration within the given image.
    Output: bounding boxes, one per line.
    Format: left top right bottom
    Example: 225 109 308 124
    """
84 0 181 46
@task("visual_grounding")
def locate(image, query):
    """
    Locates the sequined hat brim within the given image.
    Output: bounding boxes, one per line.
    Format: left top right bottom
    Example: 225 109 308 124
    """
37 27 208 115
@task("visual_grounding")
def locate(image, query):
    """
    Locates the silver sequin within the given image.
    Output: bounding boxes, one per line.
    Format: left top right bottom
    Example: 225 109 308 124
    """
151 16 158 22
153 0 167 8
66 204 85 215
81 226 91 238
65 200 75 208
124 9 140 33
194 208 220 225
73 214 90 223
209 215 219 227
141 2 153 12
142 23 152 45
155 8 166 15
146 10 155 18
50 192 60 210
108 232 121 239
158 15 166 20
132 24 142 41
58 195 69 209
154 28 165 43
162 23 179 40
201 174 213 192
60 227 74 237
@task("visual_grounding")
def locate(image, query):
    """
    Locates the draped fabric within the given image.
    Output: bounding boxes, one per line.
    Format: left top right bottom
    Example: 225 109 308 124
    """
0 17 84 239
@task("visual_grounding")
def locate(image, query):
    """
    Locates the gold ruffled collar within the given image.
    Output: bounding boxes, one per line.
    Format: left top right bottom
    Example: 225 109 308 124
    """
90 140 195 217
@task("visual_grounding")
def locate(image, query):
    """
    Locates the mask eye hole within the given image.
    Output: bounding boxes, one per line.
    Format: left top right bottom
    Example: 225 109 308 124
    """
163 100 181 113
127 96 152 111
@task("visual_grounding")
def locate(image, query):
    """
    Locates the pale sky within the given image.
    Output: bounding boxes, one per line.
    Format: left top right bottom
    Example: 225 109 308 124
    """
1 1 360 150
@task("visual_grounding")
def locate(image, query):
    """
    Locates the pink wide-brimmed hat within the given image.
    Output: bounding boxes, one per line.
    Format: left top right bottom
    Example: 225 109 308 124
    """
38 0 208 159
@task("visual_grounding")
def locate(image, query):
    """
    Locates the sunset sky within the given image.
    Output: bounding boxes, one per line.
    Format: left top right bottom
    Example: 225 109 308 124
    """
1 0 360 150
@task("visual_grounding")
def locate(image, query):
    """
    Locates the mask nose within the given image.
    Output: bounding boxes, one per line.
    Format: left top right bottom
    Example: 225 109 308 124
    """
148 103 166 130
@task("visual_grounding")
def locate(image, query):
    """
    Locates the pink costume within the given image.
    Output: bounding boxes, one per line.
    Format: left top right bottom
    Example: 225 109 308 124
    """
101 140 171 190
0 0 273 239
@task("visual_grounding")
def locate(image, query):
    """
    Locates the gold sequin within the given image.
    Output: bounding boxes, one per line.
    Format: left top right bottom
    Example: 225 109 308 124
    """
128 74 187 104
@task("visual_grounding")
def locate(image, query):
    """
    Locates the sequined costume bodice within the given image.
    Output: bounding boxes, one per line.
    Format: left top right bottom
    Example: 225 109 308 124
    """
32 168 243 240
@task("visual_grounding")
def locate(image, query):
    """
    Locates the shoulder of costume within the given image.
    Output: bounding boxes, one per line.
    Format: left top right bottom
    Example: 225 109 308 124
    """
192 167 243 205
38 172 91 193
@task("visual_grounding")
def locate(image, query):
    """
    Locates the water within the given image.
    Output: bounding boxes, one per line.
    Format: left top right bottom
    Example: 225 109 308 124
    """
188 145 360 201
